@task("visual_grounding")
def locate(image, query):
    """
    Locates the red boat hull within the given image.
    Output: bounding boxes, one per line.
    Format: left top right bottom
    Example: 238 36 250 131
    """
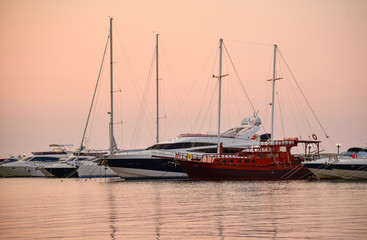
176 160 312 180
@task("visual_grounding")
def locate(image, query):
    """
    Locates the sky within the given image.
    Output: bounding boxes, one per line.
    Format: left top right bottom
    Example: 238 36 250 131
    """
1 0 366 157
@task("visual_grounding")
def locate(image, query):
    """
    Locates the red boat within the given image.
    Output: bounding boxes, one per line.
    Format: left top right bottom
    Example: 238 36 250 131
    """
175 139 320 180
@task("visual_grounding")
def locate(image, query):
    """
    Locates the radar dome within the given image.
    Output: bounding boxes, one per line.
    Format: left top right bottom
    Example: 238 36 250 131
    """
254 117 261 126
241 118 249 125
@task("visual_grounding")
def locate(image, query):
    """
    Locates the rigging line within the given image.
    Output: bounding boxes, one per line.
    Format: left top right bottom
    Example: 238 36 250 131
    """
113 22 138 84
199 80 218 132
222 52 235 128
223 41 270 135
281 62 312 139
114 23 145 109
277 48 329 138
79 35 110 153
131 48 156 148
222 42 257 115
223 39 273 47
276 90 285 137
112 43 124 149
193 45 219 131
160 41 190 134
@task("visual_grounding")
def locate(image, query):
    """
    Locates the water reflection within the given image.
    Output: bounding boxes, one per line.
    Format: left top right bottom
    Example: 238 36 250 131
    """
153 184 162 240
214 184 224 240
1 179 367 239
107 184 117 240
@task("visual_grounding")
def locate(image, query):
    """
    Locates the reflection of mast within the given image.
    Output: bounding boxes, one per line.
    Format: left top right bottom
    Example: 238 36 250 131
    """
107 185 117 240
153 184 162 240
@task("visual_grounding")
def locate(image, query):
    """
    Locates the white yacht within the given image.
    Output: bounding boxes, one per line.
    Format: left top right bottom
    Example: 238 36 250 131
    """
303 150 367 180
0 156 52 177
105 116 263 179
0 144 72 177
330 157 367 180
302 156 340 179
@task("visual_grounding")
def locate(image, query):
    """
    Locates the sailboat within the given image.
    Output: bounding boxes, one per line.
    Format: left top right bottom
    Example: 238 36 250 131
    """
73 18 119 178
175 41 319 180
104 37 263 179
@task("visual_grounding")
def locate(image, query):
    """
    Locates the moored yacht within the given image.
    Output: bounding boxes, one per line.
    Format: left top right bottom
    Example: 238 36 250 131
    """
0 144 72 177
301 156 340 179
175 138 318 180
105 116 263 179
331 157 367 180
302 148 367 179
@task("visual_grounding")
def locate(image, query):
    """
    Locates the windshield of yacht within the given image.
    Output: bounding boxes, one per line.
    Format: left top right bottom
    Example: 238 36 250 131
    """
29 157 61 162
146 142 216 150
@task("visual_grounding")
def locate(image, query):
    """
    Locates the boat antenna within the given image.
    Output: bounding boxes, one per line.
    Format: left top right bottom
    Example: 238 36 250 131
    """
109 17 118 153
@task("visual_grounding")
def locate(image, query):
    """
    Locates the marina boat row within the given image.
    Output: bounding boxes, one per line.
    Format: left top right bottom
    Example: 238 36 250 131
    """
5 21 363 182
105 116 263 179
0 145 117 178
302 153 367 180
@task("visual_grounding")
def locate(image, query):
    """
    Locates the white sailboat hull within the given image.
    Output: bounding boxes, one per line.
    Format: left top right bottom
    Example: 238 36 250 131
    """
332 169 367 180
77 164 118 178
0 164 46 177
109 166 187 179
307 168 339 179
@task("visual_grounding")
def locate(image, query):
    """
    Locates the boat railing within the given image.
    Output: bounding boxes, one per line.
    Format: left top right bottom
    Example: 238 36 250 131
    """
175 152 245 164
174 152 203 162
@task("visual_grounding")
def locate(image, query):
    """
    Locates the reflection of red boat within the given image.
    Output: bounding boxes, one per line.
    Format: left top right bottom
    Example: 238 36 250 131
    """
175 139 320 180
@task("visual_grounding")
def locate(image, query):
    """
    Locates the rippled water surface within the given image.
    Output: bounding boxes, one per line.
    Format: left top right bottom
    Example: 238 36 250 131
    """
1 178 367 239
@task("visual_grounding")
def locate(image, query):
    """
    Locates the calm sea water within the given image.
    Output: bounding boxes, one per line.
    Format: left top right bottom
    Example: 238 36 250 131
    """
0 178 366 240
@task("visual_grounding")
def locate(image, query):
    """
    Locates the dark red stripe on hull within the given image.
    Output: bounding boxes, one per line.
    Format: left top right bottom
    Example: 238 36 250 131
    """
177 160 311 180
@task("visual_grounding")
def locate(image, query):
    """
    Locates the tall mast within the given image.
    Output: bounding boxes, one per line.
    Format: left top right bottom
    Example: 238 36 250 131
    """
156 34 159 143
217 38 223 154
270 44 277 141
109 17 117 153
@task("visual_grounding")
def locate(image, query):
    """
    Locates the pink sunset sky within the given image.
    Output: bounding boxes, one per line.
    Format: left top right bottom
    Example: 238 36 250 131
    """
0 0 366 157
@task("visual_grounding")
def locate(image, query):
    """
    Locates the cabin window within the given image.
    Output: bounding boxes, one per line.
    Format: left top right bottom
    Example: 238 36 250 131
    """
258 153 265 159
214 159 220 163
237 160 242 164
266 153 280 159
252 160 255 163
30 157 59 162
229 160 234 163
279 146 287 152
222 160 227 164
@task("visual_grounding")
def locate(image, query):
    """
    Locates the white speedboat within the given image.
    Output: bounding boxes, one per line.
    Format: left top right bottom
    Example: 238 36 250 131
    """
330 157 367 180
69 155 118 178
302 157 340 179
105 116 263 179
303 150 367 180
